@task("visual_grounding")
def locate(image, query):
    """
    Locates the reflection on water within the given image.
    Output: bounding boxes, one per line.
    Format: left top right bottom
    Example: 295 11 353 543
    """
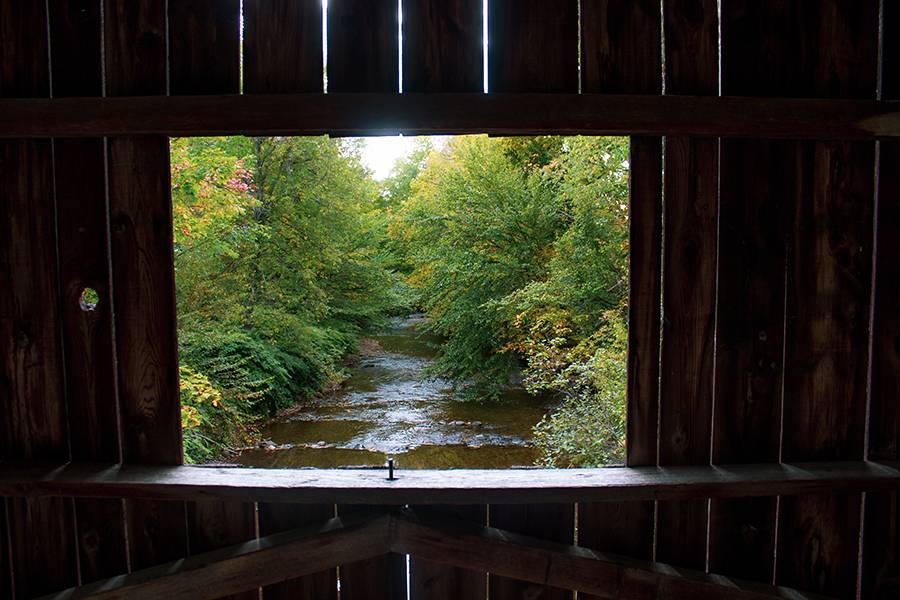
235 315 549 469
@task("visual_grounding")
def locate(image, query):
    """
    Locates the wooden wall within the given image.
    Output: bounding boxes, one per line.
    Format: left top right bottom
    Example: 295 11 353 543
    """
0 0 895 598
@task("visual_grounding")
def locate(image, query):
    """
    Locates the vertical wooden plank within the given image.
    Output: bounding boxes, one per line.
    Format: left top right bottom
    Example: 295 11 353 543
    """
257 504 337 600
489 504 574 600
104 0 189 570
578 1 661 580
186 501 258 600
170 0 240 96
0 1 78 597
863 5 900 592
327 0 398 93
657 0 718 571
488 0 578 93
403 0 483 93
409 505 486 600
48 0 130 584
338 504 406 600
169 5 257 598
243 0 323 94
707 1 798 583
242 6 338 599
777 2 878 597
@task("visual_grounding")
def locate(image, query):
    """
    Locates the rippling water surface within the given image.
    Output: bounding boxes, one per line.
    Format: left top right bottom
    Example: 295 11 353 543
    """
235 315 550 469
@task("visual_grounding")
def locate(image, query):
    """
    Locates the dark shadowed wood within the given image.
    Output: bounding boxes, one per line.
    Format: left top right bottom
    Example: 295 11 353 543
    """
657 0 719 571
3 461 899 504
243 0 323 94
106 138 182 463
338 505 406 600
258 503 337 600
54 126 129 590
0 500 9 598
580 0 661 96
778 3 879 596
103 0 166 97
169 0 240 95
187 501 258 600
409 505 486 600
48 0 130 584
0 143 66 459
327 0 398 93
48 0 102 97
394 511 829 600
104 0 187 572
42 514 392 600
578 2 661 579
170 4 256 592
488 0 578 92
0 2 78 597
6 498 78 598
106 137 187 567
623 137 662 469
2 93 900 140
780 123 875 600
709 1 798 582
403 0 482 93
488 503 574 599
709 139 787 581
862 4 900 597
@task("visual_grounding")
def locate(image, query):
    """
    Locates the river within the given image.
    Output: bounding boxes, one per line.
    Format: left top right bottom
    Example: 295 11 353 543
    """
235 315 552 469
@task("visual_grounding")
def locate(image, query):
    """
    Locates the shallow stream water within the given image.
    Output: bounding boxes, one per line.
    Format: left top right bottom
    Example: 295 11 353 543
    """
235 315 550 469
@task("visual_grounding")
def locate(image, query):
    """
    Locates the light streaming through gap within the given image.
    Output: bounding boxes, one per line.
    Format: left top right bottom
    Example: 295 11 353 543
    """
483 0 489 92
398 0 404 93
322 0 328 93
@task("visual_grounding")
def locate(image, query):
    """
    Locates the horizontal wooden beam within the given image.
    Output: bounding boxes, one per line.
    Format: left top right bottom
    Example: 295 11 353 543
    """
42 513 391 600
43 510 829 600
393 511 830 599
3 460 898 505
0 93 897 139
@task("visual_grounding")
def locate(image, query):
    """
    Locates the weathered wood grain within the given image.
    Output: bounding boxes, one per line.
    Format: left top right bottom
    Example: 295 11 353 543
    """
709 1 798 582
327 0 398 93
2 461 898 505
657 0 719 571
709 141 785 580
169 0 240 95
1 1 78 597
778 2 879 596
48 0 130 584
488 503 574 599
104 0 187 571
409 505 486 600
243 0 323 93
403 0 482 93
258 503 337 600
488 0 578 92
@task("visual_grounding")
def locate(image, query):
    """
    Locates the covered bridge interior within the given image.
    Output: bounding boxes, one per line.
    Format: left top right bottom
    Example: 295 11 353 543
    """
1 0 899 598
